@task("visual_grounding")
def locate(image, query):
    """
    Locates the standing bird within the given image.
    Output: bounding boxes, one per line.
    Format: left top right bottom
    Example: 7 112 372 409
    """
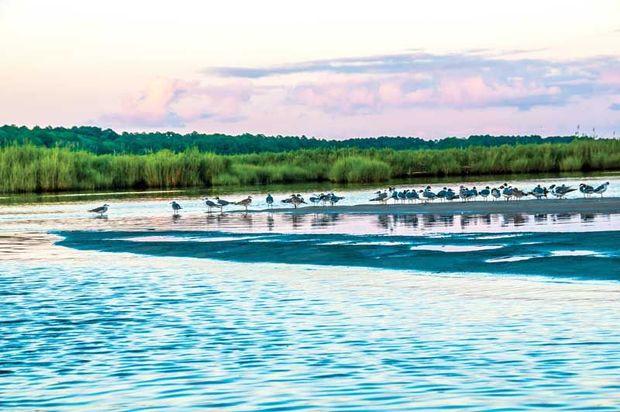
329 193 344 206
235 196 253 211
170 201 182 215
579 183 594 197
204 198 218 213
422 186 436 203
215 196 232 209
530 184 547 199
502 185 514 201
593 182 609 197
491 187 501 201
479 186 491 200
266 194 274 208
88 203 109 216
370 191 388 204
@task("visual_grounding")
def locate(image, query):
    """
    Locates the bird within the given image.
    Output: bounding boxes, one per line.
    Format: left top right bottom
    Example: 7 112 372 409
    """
491 187 501 200
88 204 109 216
512 188 528 201
204 198 218 213
170 201 182 215
329 193 344 206
593 182 609 197
291 194 306 208
390 190 399 203
309 194 322 205
422 186 436 203
530 184 547 199
550 184 576 199
235 196 252 211
479 186 491 200
370 191 388 203
579 183 594 197
502 185 514 201
436 187 448 201
406 189 420 202
215 196 232 208
266 194 274 207
445 188 458 201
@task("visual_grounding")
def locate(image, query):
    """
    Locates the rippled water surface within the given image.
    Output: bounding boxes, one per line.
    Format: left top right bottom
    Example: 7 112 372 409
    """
1 176 619 410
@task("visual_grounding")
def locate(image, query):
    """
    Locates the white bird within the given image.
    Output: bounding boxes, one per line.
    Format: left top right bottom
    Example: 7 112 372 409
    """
88 204 109 216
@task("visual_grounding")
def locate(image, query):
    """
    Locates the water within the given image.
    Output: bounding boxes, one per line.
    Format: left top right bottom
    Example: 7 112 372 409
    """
1 175 619 410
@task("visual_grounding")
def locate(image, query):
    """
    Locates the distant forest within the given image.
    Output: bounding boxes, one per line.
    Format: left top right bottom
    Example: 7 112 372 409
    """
0 125 591 155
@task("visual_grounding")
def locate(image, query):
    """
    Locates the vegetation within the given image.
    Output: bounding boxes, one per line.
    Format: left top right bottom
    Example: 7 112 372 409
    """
0 125 587 155
0 139 618 194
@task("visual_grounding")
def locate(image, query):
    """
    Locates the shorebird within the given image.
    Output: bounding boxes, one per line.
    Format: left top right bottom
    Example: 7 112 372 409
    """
370 191 388 203
549 184 576 199
422 186 436 203
204 198 218 212
406 189 419 202
512 188 528 201
266 194 274 208
309 194 322 205
390 190 399 203
479 186 491 200
215 196 232 209
579 183 594 197
329 193 344 205
491 187 501 200
291 194 306 208
235 196 252 211
593 182 609 197
530 184 547 199
445 188 458 201
436 187 448 201
502 185 514 201
88 204 109 216
170 201 182 215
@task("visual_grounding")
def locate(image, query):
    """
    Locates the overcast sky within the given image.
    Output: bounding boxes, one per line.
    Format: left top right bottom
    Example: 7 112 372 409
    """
1 0 619 138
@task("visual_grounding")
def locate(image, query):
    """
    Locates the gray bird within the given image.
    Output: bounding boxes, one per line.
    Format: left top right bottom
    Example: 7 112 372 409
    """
88 204 109 216
170 201 182 215
593 182 609 197
204 198 218 212
266 194 274 207
215 196 232 208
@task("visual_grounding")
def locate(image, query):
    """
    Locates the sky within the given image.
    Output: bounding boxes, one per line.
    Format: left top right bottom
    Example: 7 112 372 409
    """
1 0 619 139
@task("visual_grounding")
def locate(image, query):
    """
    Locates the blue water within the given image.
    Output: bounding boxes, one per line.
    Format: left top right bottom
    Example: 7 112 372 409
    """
1 192 620 410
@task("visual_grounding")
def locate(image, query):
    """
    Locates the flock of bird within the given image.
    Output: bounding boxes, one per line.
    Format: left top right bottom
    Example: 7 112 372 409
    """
87 181 610 216
369 181 610 204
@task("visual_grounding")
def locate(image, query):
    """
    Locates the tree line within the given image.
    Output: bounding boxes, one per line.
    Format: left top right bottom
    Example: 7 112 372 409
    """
0 125 587 155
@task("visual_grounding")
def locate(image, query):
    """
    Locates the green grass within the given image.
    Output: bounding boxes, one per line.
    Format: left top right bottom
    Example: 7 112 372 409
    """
0 140 618 194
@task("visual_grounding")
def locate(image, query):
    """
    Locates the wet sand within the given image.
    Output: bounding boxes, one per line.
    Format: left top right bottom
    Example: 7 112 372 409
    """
255 197 620 215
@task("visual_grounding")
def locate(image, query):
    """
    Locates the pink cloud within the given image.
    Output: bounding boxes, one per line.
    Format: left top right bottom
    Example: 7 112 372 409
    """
101 78 252 127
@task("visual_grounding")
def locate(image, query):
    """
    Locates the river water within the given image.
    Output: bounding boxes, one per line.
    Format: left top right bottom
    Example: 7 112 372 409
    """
1 175 619 410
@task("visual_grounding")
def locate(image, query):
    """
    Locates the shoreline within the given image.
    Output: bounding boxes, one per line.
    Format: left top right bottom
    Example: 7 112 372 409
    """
250 197 620 215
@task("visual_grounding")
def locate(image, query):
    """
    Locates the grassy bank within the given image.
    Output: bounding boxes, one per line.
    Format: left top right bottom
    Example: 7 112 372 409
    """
0 140 618 193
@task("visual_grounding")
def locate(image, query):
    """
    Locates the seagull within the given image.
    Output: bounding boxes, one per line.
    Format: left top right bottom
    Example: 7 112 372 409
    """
329 193 344 206
309 194 322 205
215 196 232 208
390 190 399 203
593 182 609 197
291 194 306 208
204 198 218 212
422 186 436 203
266 194 274 208
406 189 419 202
479 186 491 200
579 183 594 197
445 188 458 201
235 196 253 211
530 184 547 199
170 201 182 215
502 185 514 201
370 191 388 203
491 187 501 201
88 204 109 216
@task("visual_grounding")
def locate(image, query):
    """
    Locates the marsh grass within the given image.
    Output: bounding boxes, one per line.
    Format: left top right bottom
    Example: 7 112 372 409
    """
0 140 618 193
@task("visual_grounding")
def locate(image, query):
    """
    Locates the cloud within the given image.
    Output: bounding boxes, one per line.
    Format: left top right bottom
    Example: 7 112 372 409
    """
206 52 620 115
101 78 252 127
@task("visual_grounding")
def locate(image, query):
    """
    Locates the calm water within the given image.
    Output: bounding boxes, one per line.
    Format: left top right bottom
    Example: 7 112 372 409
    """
1 175 619 410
